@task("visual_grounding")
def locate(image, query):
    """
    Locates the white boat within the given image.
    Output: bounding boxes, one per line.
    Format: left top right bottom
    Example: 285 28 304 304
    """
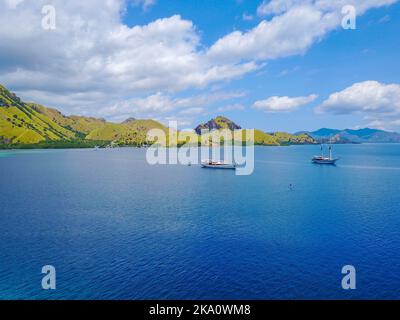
201 160 236 170
312 145 339 165
312 156 338 165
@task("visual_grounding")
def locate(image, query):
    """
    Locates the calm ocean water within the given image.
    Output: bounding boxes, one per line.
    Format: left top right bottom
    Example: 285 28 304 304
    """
0 144 400 300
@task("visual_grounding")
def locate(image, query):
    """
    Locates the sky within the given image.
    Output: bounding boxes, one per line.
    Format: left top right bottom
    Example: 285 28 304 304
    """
0 0 399 132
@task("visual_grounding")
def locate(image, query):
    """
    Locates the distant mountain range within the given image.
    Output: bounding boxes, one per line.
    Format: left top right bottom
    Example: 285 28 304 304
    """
1 84 398 148
299 128 400 144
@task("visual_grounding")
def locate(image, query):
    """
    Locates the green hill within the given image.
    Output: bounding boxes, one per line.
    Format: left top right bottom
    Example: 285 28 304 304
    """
0 84 316 148
0 84 168 147
253 130 280 146
194 116 241 134
0 85 77 144
272 132 315 145
32 104 107 136
193 117 315 146
86 119 168 146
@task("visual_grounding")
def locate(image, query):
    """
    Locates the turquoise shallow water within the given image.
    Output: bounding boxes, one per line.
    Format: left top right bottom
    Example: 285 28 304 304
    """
0 144 400 299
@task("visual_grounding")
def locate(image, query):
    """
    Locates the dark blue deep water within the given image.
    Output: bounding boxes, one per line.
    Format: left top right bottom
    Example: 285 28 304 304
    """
0 144 400 300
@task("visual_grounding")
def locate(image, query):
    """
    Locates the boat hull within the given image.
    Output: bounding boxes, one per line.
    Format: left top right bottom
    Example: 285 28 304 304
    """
312 158 339 165
201 162 236 169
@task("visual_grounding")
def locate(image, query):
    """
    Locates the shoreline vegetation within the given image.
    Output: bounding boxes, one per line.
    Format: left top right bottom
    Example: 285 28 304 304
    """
1 84 400 150
0 139 317 150
0 84 316 150
0 140 109 150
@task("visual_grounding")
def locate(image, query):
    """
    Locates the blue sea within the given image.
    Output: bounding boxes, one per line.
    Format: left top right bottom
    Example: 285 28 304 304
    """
0 144 400 300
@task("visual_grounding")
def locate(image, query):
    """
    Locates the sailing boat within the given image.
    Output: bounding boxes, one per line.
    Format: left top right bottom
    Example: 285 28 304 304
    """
201 160 236 170
312 144 339 165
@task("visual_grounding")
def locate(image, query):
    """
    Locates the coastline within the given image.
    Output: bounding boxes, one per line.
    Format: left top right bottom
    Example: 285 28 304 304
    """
0 142 319 150
2 141 399 151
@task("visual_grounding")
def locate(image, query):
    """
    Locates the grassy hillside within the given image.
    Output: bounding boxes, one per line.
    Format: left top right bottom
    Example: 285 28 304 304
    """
32 104 107 136
0 84 167 147
195 116 241 134
193 117 314 146
86 119 168 146
272 132 315 145
0 84 316 148
0 85 77 144
180 129 285 146
254 130 280 146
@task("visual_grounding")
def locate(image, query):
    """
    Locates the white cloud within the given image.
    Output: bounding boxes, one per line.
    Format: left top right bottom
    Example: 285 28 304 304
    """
104 92 175 117
356 119 400 131
2 8 254 94
253 94 317 112
132 0 156 11
208 6 330 63
0 0 257 118
365 119 387 130
209 0 398 63
4 0 24 9
317 81 400 115
0 0 398 121
257 0 299 16
97 90 245 122
318 81 400 132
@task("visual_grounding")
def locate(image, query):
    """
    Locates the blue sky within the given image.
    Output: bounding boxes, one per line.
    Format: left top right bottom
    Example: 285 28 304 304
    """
124 0 400 132
1 0 399 132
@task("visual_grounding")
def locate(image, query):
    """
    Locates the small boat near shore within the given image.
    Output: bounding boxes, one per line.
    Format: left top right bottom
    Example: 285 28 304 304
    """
201 160 236 170
312 145 339 165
